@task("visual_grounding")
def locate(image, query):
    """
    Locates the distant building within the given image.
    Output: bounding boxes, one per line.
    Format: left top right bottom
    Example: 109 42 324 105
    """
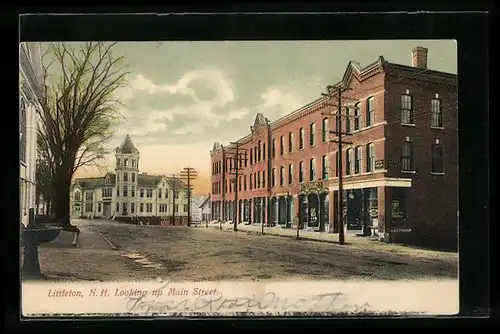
70 135 189 225
210 46 458 249
198 194 212 222
190 195 204 223
19 42 45 227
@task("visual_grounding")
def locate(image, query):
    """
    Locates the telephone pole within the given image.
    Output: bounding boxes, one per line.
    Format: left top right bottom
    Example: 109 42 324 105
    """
170 173 177 226
180 167 198 227
226 140 248 231
322 84 357 245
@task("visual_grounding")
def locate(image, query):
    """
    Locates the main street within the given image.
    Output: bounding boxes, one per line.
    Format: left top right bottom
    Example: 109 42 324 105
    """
37 219 458 282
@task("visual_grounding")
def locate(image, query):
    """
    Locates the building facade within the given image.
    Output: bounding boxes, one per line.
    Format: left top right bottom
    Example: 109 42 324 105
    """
210 46 458 249
71 135 190 224
20 42 45 227
198 194 212 222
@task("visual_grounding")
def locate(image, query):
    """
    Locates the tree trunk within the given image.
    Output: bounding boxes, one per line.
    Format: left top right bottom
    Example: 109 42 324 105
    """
54 172 80 233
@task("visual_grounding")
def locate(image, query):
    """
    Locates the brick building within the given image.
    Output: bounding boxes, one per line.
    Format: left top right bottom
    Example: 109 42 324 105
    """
210 46 457 249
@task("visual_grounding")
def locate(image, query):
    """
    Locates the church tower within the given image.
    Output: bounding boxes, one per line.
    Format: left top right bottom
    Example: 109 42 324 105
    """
115 135 139 217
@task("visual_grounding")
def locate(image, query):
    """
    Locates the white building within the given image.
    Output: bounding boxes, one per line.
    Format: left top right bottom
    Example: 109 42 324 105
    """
19 42 44 227
199 194 212 222
190 195 204 223
70 135 189 223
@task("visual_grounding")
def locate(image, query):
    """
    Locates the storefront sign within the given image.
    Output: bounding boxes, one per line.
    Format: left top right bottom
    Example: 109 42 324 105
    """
391 228 412 232
375 160 384 170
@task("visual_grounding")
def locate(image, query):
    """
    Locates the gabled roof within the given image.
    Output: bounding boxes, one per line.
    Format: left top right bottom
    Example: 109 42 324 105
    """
137 174 187 189
198 194 211 208
73 176 115 189
117 135 138 154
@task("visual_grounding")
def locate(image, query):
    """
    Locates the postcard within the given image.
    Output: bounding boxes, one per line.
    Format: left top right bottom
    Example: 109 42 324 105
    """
20 39 459 317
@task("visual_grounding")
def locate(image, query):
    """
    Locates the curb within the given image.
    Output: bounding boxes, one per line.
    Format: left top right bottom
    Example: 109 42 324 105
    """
98 233 119 250
204 225 350 245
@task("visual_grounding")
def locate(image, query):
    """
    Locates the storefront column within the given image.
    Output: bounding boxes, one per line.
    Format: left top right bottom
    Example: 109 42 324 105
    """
377 186 392 242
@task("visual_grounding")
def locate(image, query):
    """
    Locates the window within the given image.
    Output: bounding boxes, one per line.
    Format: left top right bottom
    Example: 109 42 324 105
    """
346 149 353 175
254 147 257 162
244 175 247 190
431 96 443 127
250 148 253 165
355 146 362 174
309 158 316 181
249 174 252 189
140 203 144 212
299 161 304 183
116 158 121 167
401 139 414 171
85 203 93 212
299 128 304 149
132 160 135 167
117 173 120 182
367 143 375 172
354 102 361 130
288 132 293 152
288 164 293 184
431 142 444 173
239 176 242 191
132 173 135 182
280 136 284 155
272 168 276 187
345 108 351 133
335 152 339 177
159 204 167 212
263 142 266 160
258 141 261 161
123 202 128 214
85 192 93 201
147 189 153 198
140 188 144 197
98 202 102 212
367 96 375 126
101 188 112 198
123 172 128 182
262 171 266 188
123 185 128 197
131 203 135 214
131 186 135 197
322 118 329 143
183 204 188 212
158 188 162 198
322 155 329 179
20 97 26 162
401 93 413 124
309 123 316 146
272 139 276 158
280 166 285 186
124 159 129 167
257 172 260 188
116 187 120 197
174 191 179 199
116 202 120 212
74 192 81 201
147 203 153 213
174 204 178 213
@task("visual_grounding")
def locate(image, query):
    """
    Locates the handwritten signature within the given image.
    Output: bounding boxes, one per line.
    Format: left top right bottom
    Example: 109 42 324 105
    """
123 280 371 314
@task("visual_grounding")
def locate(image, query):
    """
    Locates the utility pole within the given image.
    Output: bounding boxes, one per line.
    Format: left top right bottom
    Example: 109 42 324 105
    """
322 84 357 245
226 140 248 231
170 173 177 226
180 167 198 227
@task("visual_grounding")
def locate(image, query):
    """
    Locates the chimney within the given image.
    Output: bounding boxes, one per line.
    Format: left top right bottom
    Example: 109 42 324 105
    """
411 46 428 69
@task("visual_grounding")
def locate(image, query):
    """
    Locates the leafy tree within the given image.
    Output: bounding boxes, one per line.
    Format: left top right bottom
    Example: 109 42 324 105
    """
37 42 128 231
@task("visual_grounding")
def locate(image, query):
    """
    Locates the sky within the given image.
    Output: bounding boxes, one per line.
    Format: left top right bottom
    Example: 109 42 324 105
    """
65 40 457 195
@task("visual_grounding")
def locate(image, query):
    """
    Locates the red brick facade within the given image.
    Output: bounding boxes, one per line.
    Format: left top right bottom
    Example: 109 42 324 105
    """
210 47 458 249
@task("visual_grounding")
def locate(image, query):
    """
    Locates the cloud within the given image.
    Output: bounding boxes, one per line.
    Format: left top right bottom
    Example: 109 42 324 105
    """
115 69 249 141
257 88 304 120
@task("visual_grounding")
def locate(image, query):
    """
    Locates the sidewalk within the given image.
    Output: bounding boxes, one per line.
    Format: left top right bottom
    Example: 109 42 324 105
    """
198 222 457 261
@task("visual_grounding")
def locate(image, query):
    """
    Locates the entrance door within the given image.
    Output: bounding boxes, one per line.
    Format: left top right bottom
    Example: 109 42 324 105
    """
103 203 111 218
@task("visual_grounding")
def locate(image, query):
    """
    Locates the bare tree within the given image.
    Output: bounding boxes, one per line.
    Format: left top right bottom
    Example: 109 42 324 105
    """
37 42 129 231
